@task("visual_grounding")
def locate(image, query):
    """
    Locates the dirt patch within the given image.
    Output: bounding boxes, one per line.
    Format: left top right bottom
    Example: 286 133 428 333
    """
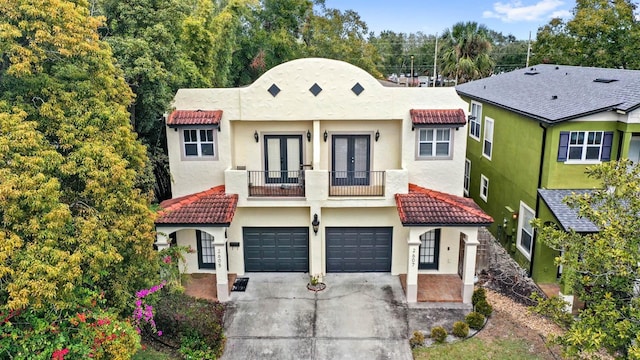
477 289 563 360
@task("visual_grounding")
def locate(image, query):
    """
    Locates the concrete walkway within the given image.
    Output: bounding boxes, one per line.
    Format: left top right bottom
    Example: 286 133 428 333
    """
220 273 470 360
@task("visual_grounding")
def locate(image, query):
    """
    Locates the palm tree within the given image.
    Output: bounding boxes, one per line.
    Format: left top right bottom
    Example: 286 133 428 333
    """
439 22 494 84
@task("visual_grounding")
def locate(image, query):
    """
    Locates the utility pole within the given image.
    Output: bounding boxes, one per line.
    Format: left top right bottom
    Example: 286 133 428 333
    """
526 31 531 68
410 55 414 87
433 33 438 87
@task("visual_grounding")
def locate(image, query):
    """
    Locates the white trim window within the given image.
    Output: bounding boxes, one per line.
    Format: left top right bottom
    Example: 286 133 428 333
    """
182 128 217 159
516 202 535 260
483 117 494 159
417 128 452 159
469 102 482 140
480 175 489 202
569 131 602 161
464 159 471 196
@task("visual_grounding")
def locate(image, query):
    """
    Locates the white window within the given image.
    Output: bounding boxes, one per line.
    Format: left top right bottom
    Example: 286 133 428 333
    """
417 128 452 159
469 102 482 140
516 202 535 259
480 175 489 202
182 128 217 159
568 131 603 161
483 117 494 159
464 159 471 196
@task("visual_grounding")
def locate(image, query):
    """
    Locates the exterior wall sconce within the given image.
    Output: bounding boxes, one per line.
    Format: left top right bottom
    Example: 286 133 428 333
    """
323 130 328 142
311 214 320 235
307 130 311 142
375 130 380 142
254 130 259 142
512 212 519 220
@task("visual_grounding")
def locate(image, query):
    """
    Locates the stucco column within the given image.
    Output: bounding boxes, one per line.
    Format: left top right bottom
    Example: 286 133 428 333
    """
155 231 171 252
312 120 321 169
406 234 421 303
461 229 480 304
309 206 323 280
211 228 229 302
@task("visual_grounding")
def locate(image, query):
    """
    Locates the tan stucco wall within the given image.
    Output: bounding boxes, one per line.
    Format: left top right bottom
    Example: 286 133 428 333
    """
164 58 475 277
168 58 468 197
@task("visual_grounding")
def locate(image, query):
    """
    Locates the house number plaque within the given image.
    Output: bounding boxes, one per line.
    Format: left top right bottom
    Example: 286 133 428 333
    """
216 248 222 268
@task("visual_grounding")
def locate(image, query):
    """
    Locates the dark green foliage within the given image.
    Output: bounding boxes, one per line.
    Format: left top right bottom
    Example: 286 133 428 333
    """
409 331 425 348
472 287 487 307
452 321 470 338
475 299 493 317
430 326 448 343
154 291 226 358
466 312 486 330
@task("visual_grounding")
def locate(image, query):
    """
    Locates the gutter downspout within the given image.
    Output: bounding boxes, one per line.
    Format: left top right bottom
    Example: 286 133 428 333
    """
529 123 548 277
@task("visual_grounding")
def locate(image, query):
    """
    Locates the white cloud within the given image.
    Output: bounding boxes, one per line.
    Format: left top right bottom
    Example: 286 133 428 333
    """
483 0 571 23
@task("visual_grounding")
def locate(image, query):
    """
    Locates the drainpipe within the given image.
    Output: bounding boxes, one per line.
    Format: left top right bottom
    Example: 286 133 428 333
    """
529 123 548 277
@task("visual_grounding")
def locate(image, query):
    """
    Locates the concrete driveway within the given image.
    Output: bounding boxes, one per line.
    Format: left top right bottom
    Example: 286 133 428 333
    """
220 273 413 360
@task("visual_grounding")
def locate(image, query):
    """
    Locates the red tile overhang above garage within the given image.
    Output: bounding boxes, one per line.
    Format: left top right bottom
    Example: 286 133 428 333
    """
156 185 238 226
395 184 493 226
410 109 467 126
166 110 222 127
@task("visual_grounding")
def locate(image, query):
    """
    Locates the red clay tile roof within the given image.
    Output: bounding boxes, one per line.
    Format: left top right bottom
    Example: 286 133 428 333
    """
156 185 238 225
410 109 466 126
167 110 222 126
395 184 493 226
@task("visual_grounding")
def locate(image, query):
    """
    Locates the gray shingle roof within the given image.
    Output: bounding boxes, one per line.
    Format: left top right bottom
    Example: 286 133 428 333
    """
456 64 640 123
538 189 598 233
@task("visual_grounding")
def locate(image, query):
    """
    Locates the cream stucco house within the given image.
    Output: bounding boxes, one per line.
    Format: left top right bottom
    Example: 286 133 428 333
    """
155 58 492 303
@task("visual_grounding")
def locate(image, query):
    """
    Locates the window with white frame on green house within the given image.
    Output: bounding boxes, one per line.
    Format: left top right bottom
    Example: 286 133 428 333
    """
469 102 482 140
557 131 613 163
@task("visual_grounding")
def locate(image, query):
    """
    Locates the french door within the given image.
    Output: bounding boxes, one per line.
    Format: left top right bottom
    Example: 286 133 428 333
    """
331 135 370 186
264 135 302 183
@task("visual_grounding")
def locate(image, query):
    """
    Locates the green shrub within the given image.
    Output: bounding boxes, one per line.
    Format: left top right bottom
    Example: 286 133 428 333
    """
530 292 573 329
154 291 226 358
475 299 493 317
452 321 470 338
465 311 486 330
409 331 425 348
430 326 448 343
472 287 487 307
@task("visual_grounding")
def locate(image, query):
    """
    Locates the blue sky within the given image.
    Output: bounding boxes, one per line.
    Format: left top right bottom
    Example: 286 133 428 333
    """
323 0 575 40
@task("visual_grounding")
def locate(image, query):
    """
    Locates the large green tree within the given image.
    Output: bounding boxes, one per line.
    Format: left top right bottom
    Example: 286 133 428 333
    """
535 159 640 358
532 0 640 69
439 21 494 84
302 2 381 78
0 0 157 356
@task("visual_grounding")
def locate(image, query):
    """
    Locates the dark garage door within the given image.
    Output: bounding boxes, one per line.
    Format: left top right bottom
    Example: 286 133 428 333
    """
243 227 309 272
326 227 392 272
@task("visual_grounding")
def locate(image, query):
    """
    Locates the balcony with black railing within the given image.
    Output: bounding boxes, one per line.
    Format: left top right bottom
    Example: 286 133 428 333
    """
248 170 305 197
328 171 385 197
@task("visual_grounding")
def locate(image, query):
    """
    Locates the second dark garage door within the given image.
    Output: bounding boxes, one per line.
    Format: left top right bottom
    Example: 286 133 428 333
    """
243 227 309 272
326 227 392 272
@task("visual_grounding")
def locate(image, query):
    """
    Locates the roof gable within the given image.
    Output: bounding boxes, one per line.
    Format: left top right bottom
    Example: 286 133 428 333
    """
395 184 493 226
456 64 640 123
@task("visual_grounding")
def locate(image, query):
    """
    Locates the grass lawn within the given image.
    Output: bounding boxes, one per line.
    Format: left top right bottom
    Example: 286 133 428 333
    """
413 338 544 360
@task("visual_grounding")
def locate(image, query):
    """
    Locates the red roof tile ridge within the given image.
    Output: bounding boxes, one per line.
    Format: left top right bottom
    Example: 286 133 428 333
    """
158 185 228 214
407 184 492 221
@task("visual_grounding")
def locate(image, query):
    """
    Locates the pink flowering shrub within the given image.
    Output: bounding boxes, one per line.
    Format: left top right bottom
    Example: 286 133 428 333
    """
132 281 166 336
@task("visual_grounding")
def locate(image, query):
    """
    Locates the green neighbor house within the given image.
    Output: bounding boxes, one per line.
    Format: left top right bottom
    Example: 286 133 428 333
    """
455 64 640 300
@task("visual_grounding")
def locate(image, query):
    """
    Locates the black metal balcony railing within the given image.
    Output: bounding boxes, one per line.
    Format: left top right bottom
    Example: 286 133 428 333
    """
248 170 305 197
329 171 385 196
